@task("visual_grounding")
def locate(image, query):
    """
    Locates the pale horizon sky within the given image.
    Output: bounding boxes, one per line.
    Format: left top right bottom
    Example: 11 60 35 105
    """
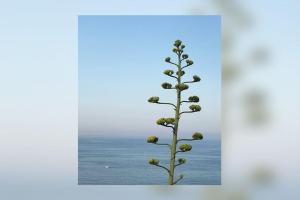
79 16 221 138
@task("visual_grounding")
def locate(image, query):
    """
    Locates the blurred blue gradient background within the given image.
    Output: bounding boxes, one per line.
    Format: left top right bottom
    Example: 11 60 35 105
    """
0 0 300 199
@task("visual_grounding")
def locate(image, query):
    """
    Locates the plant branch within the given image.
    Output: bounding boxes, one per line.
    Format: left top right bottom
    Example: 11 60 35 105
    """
175 163 184 167
153 164 170 173
179 111 196 115
173 175 184 184
175 150 184 154
161 124 175 130
167 74 178 80
182 81 196 84
177 138 197 143
169 61 179 67
180 100 192 104
154 143 171 147
155 102 176 109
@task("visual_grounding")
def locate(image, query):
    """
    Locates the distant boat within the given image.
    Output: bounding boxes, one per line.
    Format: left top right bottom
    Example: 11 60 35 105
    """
104 165 109 168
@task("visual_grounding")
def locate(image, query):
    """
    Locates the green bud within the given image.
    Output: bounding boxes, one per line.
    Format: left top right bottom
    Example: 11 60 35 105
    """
188 96 199 102
147 136 159 143
176 71 185 76
192 132 203 140
156 118 175 126
186 59 194 66
175 83 189 91
179 144 192 152
178 158 186 164
189 104 201 112
165 118 175 124
163 69 174 76
182 54 189 59
173 48 178 53
181 45 185 49
156 118 166 125
148 96 159 103
193 75 201 82
174 39 182 47
161 82 172 89
165 57 171 62
149 159 160 165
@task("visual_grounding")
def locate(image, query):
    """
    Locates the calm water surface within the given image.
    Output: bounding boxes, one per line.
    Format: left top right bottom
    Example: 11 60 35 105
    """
79 136 220 185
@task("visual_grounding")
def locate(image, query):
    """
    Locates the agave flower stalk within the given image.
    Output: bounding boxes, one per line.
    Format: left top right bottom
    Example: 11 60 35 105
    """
147 40 204 185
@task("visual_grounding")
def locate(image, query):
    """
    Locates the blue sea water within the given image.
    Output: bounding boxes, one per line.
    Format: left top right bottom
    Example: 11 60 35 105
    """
78 136 221 185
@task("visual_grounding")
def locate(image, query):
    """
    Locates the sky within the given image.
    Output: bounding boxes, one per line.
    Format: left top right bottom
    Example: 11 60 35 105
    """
78 16 221 138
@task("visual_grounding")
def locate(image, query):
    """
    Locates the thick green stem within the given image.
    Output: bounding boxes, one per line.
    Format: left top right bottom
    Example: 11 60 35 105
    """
168 51 182 185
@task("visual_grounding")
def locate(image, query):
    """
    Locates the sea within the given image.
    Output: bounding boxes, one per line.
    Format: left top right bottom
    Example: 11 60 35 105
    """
78 135 221 185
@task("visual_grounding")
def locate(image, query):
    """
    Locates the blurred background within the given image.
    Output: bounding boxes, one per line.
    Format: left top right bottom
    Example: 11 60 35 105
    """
0 0 299 199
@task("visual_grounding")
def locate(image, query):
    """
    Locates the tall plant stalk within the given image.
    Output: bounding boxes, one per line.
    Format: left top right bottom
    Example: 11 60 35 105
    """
147 39 203 185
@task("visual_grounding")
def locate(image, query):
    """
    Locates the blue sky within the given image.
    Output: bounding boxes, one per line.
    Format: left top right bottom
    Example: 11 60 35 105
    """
79 16 221 138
